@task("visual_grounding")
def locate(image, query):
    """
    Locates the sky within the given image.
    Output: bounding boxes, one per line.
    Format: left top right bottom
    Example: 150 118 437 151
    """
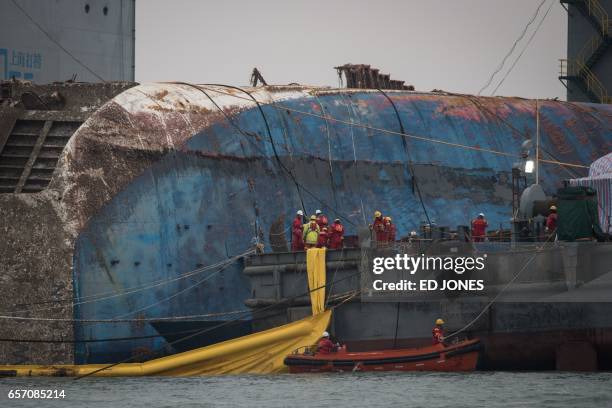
135 0 568 100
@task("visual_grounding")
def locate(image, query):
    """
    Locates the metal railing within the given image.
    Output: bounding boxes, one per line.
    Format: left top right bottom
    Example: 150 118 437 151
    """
578 35 605 65
584 0 610 36
560 58 611 104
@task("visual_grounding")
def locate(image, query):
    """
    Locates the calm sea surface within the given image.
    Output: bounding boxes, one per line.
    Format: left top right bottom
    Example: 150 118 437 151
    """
1 372 611 408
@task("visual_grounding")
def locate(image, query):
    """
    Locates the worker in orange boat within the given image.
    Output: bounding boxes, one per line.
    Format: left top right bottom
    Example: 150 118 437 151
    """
384 216 396 243
317 331 337 354
545 205 558 236
291 210 305 251
303 215 320 249
328 218 345 249
369 210 387 243
315 209 328 229
432 318 445 345
471 213 488 242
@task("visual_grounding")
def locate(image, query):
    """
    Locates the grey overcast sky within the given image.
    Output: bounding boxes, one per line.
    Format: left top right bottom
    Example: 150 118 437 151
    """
135 0 567 100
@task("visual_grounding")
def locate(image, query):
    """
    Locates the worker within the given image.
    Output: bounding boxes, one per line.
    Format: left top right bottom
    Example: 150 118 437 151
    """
317 331 337 354
432 318 445 345
317 224 329 248
303 215 320 249
369 210 387 243
315 209 328 229
545 205 558 236
291 210 305 251
328 218 345 249
471 213 488 242
384 216 396 243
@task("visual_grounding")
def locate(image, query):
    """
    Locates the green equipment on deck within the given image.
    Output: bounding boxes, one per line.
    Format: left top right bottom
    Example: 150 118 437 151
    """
557 186 605 241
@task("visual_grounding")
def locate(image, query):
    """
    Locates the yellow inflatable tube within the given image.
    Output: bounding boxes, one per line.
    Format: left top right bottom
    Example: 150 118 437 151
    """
0 248 331 377
0 310 331 377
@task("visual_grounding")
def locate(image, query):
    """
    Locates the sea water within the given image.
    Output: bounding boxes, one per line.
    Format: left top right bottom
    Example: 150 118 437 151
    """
1 372 611 407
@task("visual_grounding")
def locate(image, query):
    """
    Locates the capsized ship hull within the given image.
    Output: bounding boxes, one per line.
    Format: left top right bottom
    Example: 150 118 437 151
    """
68 86 611 363
5 83 609 364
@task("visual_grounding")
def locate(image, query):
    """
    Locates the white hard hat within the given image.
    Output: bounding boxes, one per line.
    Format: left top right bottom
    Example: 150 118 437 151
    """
410 230 417 236
478 213 485 217
315 209 322 215
297 210 304 216
322 331 330 338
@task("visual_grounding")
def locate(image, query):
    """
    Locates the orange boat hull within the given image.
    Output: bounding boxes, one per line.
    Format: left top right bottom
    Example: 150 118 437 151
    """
284 339 481 373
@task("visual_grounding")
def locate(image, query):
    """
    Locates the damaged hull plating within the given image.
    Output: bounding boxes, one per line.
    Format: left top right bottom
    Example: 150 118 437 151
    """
2 83 611 364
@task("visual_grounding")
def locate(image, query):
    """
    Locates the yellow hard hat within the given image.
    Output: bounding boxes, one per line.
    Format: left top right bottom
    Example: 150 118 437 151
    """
550 205 557 211
435 318 445 325
374 211 382 218
310 215 317 221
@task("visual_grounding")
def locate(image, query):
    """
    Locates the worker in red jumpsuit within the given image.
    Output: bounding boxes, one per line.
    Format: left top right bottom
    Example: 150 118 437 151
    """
317 224 329 248
315 209 328 230
545 205 558 236
384 217 396 243
471 213 488 242
370 211 387 244
328 218 344 249
291 210 305 251
432 318 445 345
317 331 337 354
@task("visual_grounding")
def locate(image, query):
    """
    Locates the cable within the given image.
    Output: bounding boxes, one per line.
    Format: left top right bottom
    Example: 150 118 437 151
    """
203 83 308 215
491 0 555 95
458 93 582 178
0 310 287 344
478 0 548 95
9 0 105 82
376 88 431 225
168 82 309 216
195 85 589 170
110 258 235 320
168 82 359 226
0 309 251 324
444 232 556 340
1 250 254 316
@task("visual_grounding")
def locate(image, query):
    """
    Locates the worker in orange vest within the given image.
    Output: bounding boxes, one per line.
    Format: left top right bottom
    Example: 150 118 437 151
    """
328 218 345 249
471 213 488 242
432 318 445 345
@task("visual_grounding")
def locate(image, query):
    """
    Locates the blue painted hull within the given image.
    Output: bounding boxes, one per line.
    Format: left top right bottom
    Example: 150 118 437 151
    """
71 88 612 363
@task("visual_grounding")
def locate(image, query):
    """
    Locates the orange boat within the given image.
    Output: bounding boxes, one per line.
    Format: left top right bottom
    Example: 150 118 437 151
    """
284 339 481 373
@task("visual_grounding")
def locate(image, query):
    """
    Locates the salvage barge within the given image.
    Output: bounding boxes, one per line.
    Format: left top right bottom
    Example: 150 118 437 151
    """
0 80 610 366
246 239 612 371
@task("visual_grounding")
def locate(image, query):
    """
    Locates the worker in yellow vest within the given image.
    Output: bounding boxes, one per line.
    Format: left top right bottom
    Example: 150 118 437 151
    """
303 215 320 249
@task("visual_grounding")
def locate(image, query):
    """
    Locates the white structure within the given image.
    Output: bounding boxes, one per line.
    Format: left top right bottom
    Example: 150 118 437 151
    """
0 0 135 83
569 153 612 234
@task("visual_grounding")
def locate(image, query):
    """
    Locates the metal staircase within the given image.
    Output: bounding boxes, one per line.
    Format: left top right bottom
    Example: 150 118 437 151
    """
559 0 611 104
0 118 80 193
